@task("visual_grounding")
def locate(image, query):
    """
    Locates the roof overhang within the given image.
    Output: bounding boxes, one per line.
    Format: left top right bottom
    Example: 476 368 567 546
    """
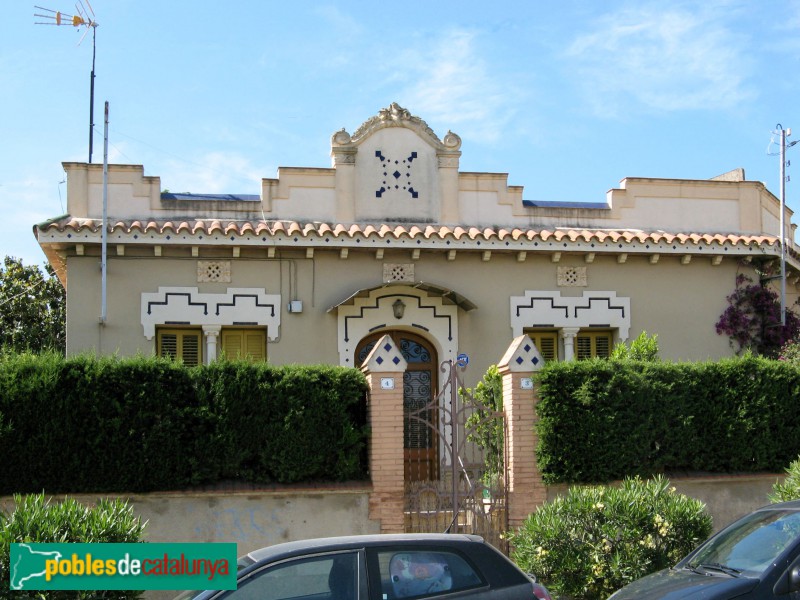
327 281 477 313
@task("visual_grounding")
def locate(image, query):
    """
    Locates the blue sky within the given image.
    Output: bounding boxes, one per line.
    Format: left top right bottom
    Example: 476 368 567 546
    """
3 1 800 267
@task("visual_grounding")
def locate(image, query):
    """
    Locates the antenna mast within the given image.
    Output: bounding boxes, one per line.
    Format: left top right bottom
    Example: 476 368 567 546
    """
34 1 99 163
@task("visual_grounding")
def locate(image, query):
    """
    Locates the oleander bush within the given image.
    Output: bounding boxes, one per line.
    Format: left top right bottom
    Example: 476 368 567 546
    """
0 493 145 599
771 456 800 503
509 476 712 600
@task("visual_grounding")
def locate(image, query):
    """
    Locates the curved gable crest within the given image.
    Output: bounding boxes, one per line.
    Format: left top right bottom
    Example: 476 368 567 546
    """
331 102 462 153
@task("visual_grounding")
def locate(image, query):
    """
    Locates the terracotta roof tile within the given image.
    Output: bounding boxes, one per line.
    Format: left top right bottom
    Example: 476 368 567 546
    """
36 217 793 255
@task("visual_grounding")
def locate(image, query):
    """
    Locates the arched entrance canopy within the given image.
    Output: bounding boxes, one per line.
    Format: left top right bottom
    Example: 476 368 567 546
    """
326 281 477 313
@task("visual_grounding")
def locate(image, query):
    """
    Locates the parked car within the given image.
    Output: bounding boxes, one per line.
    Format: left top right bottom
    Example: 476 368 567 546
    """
608 499 800 599
174 533 552 600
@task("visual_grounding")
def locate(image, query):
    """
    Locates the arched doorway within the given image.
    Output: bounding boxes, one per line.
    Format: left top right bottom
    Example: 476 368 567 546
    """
356 330 438 482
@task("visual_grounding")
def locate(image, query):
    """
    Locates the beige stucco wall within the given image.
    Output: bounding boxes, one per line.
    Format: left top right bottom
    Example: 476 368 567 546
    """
67 244 743 385
1 488 379 600
547 473 784 534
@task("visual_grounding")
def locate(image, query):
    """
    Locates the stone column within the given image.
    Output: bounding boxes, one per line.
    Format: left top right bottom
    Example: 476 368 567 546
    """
498 334 547 532
438 131 462 223
361 334 408 533
561 327 580 361
202 325 221 365
331 130 358 223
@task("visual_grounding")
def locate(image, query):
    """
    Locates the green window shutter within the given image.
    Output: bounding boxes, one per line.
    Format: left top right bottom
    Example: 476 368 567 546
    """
536 334 558 361
576 335 593 360
245 331 266 361
576 331 613 359
181 333 201 366
222 332 243 359
595 334 611 358
221 329 267 362
158 329 201 366
160 333 178 359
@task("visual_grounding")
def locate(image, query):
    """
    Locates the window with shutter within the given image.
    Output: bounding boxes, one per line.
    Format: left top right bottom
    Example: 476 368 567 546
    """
157 329 202 366
576 330 613 359
221 329 266 362
523 330 559 362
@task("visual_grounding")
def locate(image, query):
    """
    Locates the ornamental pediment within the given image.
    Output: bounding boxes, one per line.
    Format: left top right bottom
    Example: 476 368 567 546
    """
331 102 462 153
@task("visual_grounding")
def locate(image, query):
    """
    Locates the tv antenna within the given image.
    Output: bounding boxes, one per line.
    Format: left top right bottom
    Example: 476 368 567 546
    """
34 1 99 163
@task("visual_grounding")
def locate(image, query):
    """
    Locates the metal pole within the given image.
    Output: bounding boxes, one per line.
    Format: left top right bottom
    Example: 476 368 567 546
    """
89 25 96 163
780 127 787 326
101 100 108 324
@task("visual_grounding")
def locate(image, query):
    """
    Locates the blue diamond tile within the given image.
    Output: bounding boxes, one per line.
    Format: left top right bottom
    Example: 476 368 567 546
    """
393 356 401 365
384 343 392 352
393 170 401 179
376 356 384 365
524 344 531 352
532 356 540 365
515 356 523 365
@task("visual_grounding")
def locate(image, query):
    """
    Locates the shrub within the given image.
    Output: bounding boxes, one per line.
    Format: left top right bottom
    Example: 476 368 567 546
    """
509 476 712 600
715 273 800 357
535 355 800 483
0 493 146 599
610 331 659 361
779 338 800 364
771 457 800 503
461 365 503 486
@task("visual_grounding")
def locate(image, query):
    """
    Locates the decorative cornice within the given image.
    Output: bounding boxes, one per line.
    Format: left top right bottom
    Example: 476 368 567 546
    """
34 217 800 267
332 102 461 153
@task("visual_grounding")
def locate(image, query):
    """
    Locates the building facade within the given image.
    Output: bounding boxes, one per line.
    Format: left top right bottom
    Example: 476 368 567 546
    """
35 103 800 379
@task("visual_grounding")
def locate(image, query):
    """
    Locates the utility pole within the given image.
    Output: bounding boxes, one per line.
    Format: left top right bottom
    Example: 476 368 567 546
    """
34 2 99 163
780 126 788 326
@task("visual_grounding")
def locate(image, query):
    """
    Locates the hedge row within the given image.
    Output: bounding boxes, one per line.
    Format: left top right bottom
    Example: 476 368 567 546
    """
536 355 800 483
0 353 369 494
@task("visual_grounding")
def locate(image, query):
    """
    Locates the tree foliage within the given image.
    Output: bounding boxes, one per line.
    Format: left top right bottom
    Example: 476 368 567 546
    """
0 257 65 355
715 273 800 358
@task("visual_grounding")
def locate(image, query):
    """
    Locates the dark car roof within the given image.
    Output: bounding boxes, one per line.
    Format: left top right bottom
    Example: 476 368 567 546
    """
247 533 486 563
756 499 800 511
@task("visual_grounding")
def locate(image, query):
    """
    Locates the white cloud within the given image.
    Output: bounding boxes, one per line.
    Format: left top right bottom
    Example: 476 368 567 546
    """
395 28 523 143
565 4 755 116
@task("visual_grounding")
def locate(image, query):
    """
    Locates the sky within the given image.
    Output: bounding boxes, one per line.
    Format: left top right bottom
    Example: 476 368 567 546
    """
3 0 800 267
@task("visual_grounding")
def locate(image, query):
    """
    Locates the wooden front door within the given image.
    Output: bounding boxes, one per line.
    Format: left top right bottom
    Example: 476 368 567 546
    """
356 331 438 482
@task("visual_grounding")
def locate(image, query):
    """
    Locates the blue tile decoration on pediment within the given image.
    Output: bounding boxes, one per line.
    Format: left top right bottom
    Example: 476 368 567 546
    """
376 356 384 365
504 335 545 373
375 149 420 199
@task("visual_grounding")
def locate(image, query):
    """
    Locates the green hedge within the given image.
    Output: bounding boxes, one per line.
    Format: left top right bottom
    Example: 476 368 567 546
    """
536 355 800 484
0 353 369 494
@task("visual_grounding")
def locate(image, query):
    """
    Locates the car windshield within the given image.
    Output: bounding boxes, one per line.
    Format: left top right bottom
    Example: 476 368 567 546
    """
687 508 800 577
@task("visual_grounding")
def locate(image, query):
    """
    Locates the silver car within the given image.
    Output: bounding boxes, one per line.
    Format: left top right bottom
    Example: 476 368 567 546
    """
175 533 551 600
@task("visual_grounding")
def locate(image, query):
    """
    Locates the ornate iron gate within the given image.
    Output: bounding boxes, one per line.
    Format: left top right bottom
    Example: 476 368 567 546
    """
404 359 508 552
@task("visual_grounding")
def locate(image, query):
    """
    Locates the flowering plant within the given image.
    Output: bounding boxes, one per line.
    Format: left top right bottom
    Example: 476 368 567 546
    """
715 273 800 358
509 476 711 600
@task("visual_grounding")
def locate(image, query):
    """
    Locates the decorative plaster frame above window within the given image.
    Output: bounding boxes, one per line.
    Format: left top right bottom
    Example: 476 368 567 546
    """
510 291 631 340
140 287 281 341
